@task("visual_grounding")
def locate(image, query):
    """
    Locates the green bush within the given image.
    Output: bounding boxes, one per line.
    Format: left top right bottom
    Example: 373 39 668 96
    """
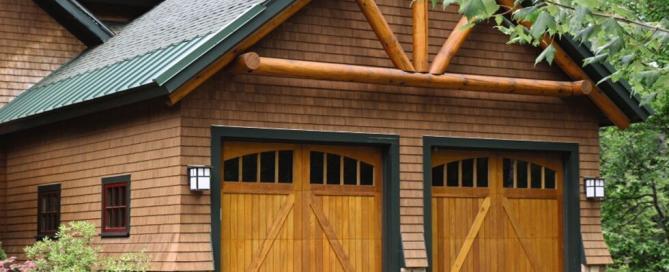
24 221 150 272
0 246 6 260
99 251 150 272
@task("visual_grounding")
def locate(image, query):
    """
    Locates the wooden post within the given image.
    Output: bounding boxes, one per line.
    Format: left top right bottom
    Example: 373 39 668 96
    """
497 0 631 128
234 52 591 97
430 16 473 74
356 0 415 72
413 0 429 72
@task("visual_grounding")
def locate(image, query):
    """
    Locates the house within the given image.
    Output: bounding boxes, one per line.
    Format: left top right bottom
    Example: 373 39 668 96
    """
0 0 652 271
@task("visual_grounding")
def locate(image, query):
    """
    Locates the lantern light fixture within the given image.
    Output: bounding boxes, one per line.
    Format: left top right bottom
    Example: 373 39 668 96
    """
188 165 211 191
584 177 605 200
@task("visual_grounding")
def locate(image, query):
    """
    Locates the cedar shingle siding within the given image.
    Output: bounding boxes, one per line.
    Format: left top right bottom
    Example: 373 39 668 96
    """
0 0 613 270
0 0 83 107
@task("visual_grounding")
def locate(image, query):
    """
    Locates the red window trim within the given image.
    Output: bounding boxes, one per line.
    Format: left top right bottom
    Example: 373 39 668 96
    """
101 175 130 238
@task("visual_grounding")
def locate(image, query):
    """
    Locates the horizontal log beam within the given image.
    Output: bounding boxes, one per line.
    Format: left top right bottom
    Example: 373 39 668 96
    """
498 0 631 129
430 16 473 74
233 52 591 96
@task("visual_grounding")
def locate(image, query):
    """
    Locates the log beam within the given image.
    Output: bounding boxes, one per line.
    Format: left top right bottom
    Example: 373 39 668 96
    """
356 0 415 72
233 52 592 97
413 0 429 72
430 16 473 74
498 0 631 128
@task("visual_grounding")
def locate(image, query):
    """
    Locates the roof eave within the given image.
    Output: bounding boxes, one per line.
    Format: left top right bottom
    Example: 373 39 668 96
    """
556 36 653 124
0 83 167 136
34 0 114 47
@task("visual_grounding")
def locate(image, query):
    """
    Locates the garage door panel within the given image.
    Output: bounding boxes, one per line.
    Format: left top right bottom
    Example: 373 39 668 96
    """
222 142 382 272
432 150 563 272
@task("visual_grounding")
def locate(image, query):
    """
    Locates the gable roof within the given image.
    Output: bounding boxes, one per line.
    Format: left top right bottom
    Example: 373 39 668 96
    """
34 0 115 47
0 0 652 134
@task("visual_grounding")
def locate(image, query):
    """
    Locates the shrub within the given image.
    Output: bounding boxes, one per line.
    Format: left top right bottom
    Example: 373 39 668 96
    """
99 251 150 272
0 246 6 260
23 221 150 272
0 257 36 272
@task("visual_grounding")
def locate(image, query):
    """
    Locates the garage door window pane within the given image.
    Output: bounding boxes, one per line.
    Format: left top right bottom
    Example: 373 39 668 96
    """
446 161 459 187
327 154 341 185
476 158 488 187
224 157 239 182
278 151 293 183
360 162 374 186
516 160 528 188
242 154 258 182
545 169 556 189
310 151 324 184
461 159 474 187
531 163 542 188
432 165 444 187
343 157 357 185
260 151 275 183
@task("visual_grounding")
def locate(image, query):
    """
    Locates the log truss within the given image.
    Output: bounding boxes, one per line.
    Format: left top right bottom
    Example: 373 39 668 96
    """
166 0 630 128
232 0 593 98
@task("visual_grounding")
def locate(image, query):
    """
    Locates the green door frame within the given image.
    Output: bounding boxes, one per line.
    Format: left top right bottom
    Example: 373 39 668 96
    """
210 126 402 272
422 136 584 272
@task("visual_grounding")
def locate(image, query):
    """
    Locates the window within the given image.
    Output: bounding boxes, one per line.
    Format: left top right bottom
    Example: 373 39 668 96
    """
101 175 130 237
37 184 61 238
224 150 294 183
502 158 557 189
309 151 375 186
432 157 488 188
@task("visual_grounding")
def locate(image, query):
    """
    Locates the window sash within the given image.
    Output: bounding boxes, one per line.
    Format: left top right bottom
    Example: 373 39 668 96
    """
37 185 60 237
101 180 129 235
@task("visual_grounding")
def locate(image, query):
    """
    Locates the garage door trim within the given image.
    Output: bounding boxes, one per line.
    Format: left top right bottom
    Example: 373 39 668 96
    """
422 136 583 272
211 126 401 272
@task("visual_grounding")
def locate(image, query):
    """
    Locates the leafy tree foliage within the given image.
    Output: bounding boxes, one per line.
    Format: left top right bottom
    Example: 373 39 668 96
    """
429 0 669 104
601 95 669 271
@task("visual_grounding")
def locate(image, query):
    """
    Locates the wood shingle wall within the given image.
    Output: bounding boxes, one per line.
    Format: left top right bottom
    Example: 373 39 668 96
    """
179 0 611 267
0 0 84 107
0 101 212 271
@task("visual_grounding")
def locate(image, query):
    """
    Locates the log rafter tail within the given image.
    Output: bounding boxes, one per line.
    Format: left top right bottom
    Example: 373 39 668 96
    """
356 0 415 72
233 52 591 97
497 0 631 128
413 0 429 72
430 16 473 75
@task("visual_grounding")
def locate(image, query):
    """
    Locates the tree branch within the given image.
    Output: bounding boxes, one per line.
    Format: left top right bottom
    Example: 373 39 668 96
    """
543 0 669 34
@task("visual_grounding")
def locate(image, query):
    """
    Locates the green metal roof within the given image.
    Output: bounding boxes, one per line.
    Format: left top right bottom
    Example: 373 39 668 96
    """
0 0 301 134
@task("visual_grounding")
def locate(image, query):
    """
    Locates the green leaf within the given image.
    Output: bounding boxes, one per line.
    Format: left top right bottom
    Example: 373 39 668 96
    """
440 0 457 9
460 0 498 19
529 11 556 40
583 53 608 66
575 25 595 43
621 54 636 65
494 14 503 25
639 70 661 86
535 44 557 65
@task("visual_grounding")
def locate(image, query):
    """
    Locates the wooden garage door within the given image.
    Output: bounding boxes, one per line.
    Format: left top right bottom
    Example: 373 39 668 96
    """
431 150 563 272
220 142 383 272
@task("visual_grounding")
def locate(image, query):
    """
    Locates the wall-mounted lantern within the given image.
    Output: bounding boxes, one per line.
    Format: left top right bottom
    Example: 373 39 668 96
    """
584 177 605 200
188 165 211 192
